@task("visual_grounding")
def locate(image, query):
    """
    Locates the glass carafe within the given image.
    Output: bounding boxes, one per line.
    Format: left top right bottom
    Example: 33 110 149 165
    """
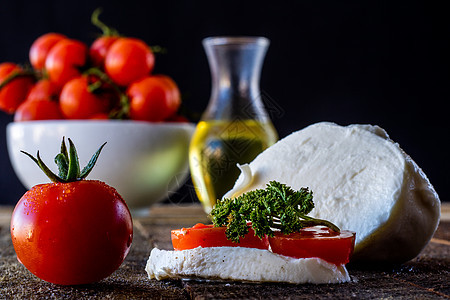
189 36 278 214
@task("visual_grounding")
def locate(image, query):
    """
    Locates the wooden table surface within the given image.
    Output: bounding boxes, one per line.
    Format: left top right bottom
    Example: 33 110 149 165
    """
0 203 449 299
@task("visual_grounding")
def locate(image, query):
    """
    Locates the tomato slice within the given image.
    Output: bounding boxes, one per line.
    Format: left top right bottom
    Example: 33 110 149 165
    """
269 226 356 265
171 223 269 251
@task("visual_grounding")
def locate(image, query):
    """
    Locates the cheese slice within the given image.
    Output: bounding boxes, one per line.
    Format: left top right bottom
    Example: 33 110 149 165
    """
146 246 350 284
225 122 441 263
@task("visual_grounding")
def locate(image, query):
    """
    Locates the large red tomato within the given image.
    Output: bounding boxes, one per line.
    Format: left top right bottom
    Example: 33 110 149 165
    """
11 180 133 285
29 33 67 70
45 39 87 88
59 76 111 119
171 223 269 250
127 75 181 122
10 139 133 285
104 38 155 86
0 63 34 113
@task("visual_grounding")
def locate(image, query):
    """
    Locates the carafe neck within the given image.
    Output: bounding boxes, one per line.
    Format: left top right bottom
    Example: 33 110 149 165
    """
203 37 270 121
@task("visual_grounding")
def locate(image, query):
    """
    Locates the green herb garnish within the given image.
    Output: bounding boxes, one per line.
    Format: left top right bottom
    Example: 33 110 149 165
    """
209 181 340 243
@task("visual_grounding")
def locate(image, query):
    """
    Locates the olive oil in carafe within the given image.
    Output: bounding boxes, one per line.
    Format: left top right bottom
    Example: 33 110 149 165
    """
189 119 277 213
191 36 278 214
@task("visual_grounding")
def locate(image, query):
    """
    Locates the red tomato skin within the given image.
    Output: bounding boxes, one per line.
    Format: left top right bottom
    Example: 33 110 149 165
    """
105 38 155 86
26 79 60 102
0 63 34 113
156 75 182 112
45 39 88 88
14 98 64 121
10 180 133 285
89 112 110 120
128 75 181 122
89 36 119 67
165 114 189 123
171 223 270 251
269 226 356 265
59 76 111 119
29 33 67 70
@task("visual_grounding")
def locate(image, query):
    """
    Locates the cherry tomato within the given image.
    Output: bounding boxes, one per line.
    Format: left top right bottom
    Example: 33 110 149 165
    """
171 223 270 251
105 38 155 86
0 63 34 113
268 226 356 265
45 39 87 88
14 98 64 121
89 112 110 120
11 180 133 285
59 76 111 119
26 79 60 102
89 36 119 67
127 75 181 122
29 33 67 70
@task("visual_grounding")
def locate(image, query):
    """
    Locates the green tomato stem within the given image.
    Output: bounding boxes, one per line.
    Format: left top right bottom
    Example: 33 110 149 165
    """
91 8 119 37
0 68 38 90
22 137 107 183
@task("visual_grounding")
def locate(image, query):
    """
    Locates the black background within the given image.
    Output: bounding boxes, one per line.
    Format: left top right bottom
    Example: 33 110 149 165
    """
0 1 448 205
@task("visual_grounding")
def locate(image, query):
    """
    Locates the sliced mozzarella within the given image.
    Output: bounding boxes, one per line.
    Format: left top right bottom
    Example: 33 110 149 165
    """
146 247 350 284
225 122 441 263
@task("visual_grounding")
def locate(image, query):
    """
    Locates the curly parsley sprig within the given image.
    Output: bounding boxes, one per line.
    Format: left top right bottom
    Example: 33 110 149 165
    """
209 181 340 243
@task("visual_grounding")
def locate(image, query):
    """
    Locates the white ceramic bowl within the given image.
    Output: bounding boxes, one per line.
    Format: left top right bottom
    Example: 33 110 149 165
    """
7 120 195 214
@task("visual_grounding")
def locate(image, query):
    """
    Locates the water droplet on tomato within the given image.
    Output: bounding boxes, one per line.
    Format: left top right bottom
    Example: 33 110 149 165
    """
26 230 34 242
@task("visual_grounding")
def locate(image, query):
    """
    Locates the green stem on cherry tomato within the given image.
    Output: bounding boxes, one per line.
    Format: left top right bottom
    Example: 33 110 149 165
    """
84 67 130 119
84 67 121 95
87 80 103 93
150 45 168 54
107 94 130 119
85 67 117 90
0 68 39 90
91 8 165 56
91 7 119 37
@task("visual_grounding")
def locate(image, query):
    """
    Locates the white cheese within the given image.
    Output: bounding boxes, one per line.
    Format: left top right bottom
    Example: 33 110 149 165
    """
146 247 350 284
225 122 441 263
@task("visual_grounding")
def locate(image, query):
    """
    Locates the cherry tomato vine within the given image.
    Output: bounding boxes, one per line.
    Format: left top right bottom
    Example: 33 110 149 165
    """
0 8 185 122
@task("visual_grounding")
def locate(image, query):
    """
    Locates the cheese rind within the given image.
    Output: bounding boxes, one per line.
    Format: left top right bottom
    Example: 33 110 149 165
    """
146 246 350 284
225 122 441 263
